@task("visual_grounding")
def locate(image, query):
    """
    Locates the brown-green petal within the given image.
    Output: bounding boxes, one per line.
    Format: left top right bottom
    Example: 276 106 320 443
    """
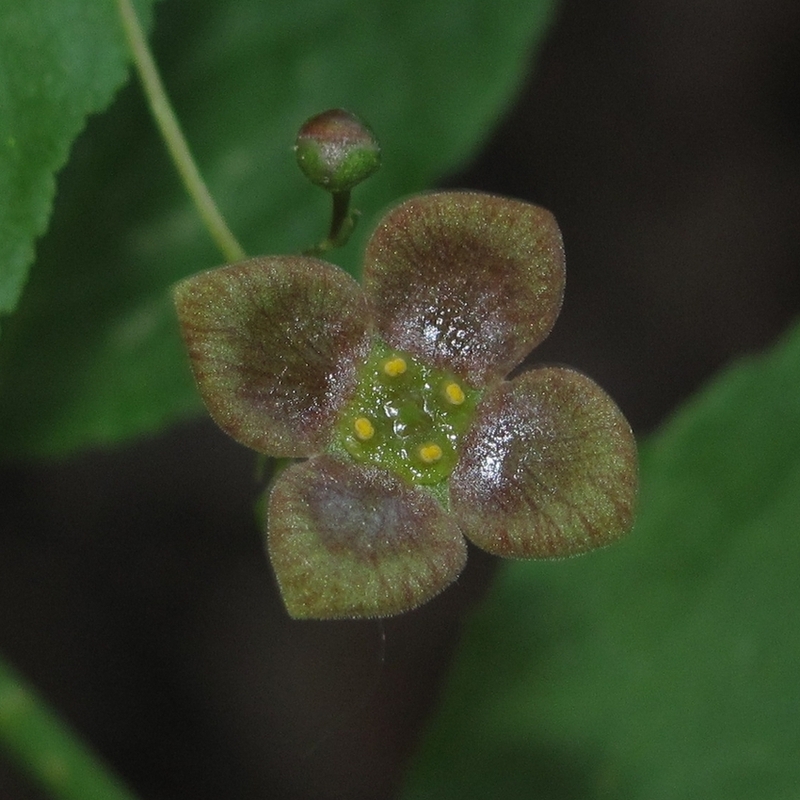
173 256 370 457
450 367 637 558
268 455 467 619
363 192 565 385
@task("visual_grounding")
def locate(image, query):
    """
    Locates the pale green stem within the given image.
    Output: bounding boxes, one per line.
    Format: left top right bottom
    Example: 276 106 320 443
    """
116 0 246 263
0 657 140 800
119 0 289 491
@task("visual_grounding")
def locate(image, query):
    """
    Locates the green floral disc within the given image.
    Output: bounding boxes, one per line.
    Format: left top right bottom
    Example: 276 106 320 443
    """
332 341 480 486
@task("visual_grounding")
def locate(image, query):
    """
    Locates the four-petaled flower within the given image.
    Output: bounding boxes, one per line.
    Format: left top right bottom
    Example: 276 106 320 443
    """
174 192 637 619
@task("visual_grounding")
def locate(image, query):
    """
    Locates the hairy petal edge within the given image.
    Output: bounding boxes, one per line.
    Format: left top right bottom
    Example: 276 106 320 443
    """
174 256 371 457
268 455 468 619
450 367 638 558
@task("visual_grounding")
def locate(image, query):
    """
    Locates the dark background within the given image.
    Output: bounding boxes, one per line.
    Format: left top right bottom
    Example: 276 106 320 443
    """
2 0 799 797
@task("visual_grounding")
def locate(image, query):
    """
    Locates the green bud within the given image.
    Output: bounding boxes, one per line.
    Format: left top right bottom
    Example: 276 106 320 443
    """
295 109 380 193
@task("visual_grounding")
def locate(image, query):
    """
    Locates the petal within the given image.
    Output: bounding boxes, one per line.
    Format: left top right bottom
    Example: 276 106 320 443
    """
174 256 371 457
450 367 637 558
363 192 565 385
268 455 467 619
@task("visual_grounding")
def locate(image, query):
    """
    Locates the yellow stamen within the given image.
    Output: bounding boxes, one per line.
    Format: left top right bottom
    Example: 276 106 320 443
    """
383 356 407 377
418 443 443 464
354 417 375 441
444 381 465 405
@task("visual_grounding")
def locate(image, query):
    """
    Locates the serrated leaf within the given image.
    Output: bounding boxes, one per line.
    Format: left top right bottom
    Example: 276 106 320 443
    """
402 320 800 799
0 0 156 318
0 0 559 458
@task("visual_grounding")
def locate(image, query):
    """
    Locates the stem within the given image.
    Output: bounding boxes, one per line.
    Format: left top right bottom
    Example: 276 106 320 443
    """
304 191 358 257
328 191 352 245
0 657 139 800
116 0 246 263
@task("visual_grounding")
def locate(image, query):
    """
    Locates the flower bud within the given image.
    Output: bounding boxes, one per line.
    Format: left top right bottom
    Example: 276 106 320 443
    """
295 109 380 193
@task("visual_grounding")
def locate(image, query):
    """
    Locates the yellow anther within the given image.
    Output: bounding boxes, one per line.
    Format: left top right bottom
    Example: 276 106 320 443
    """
418 443 443 464
383 356 407 377
354 417 375 441
444 381 465 405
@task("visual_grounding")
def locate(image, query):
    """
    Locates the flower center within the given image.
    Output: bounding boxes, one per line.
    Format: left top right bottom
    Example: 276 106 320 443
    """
332 342 480 486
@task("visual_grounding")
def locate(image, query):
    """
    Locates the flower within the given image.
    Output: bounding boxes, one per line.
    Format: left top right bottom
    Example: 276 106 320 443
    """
173 192 638 619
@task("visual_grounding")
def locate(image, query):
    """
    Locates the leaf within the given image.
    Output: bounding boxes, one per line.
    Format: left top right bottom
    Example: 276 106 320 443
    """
402 319 800 799
0 0 156 318
0 0 559 458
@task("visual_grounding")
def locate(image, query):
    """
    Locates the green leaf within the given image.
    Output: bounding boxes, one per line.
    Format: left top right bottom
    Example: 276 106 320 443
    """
0 0 156 318
0 0 559 458
403 320 800 799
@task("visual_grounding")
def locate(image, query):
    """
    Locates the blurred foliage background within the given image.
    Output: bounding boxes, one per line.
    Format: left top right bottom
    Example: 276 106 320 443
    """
1 0 799 798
